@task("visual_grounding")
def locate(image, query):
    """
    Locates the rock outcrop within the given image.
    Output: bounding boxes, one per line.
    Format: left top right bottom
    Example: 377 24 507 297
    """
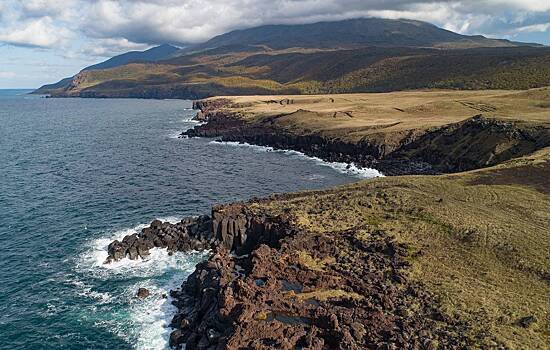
167 204 474 349
105 215 213 263
136 287 151 299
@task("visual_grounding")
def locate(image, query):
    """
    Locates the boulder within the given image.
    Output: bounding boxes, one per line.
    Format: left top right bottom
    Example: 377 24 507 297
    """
137 287 150 299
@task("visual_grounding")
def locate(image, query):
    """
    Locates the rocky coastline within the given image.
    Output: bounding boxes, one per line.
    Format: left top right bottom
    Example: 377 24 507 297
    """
103 96 550 349
107 204 476 349
184 99 549 176
104 215 213 263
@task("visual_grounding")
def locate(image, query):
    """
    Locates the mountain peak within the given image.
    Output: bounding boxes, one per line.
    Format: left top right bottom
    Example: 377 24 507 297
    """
181 17 525 55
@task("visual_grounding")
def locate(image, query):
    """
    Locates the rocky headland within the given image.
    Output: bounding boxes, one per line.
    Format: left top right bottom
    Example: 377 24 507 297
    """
106 89 550 349
184 91 550 175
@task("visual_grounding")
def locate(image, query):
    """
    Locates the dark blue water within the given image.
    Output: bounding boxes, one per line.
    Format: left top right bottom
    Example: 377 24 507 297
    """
0 90 379 349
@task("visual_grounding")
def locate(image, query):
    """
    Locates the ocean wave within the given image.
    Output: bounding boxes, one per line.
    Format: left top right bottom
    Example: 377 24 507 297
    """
75 217 208 349
208 140 384 178
129 267 199 350
168 115 203 139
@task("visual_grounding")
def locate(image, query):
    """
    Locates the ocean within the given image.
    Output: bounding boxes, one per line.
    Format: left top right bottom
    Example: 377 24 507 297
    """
0 90 380 349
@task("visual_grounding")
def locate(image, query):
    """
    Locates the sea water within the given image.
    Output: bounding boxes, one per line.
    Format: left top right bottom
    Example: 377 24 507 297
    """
0 90 380 349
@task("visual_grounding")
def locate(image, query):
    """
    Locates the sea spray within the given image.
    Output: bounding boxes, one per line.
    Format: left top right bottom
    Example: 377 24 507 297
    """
75 218 208 349
208 140 384 178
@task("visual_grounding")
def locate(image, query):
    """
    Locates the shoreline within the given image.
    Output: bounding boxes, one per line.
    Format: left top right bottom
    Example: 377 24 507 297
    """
104 93 550 349
207 140 384 179
184 94 550 176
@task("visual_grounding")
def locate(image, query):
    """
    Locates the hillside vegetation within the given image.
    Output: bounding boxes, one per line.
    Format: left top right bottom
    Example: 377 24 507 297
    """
34 18 550 98
243 147 550 348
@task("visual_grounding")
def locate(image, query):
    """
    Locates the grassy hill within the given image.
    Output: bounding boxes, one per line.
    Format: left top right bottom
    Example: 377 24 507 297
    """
48 46 550 99
33 44 179 95
36 18 549 98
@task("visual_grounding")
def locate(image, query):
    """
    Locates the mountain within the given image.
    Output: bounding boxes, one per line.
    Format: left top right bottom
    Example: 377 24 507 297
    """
35 18 549 98
84 44 180 71
34 44 179 94
183 18 524 54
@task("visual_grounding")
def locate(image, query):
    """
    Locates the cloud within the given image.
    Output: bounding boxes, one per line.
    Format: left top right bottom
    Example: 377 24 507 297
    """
78 38 151 58
74 0 550 46
0 17 73 48
517 22 550 32
1 0 550 54
20 0 77 20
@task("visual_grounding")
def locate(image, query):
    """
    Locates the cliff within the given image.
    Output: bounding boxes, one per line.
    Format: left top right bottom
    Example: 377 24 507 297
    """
186 90 550 175
165 148 550 349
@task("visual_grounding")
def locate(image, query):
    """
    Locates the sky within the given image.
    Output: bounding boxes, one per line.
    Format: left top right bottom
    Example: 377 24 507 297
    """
1 0 550 89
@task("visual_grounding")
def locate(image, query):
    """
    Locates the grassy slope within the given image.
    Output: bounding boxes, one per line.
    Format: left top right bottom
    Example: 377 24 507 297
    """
51 47 550 98
246 147 550 348
191 89 549 347
201 88 550 143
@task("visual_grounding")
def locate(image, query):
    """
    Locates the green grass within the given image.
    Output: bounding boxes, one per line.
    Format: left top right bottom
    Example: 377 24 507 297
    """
50 46 550 98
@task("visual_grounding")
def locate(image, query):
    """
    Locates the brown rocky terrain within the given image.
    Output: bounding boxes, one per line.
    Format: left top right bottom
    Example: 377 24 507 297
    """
106 89 549 349
163 148 549 349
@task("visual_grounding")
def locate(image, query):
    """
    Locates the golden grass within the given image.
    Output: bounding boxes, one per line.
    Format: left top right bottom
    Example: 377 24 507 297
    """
296 251 336 272
248 148 550 349
208 88 550 143
294 289 364 302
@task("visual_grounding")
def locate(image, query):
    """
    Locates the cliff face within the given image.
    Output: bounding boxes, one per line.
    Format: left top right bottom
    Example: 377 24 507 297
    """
185 99 550 175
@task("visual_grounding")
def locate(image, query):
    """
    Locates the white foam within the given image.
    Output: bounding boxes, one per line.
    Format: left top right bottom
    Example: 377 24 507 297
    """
208 140 384 178
181 116 204 125
167 131 184 139
78 216 183 274
76 217 208 350
130 261 201 350
168 115 203 139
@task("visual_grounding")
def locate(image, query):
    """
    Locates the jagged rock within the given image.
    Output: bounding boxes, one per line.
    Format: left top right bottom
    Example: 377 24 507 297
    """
104 215 214 263
165 205 476 349
518 315 537 328
169 329 184 348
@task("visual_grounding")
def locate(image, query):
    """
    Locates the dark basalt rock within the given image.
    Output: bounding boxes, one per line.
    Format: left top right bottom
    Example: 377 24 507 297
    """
104 215 214 263
518 315 537 328
167 205 478 350
103 202 492 348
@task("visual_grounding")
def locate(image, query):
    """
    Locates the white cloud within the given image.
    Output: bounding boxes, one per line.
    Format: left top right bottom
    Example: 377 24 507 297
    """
73 0 550 46
21 0 77 20
517 22 550 32
79 38 151 57
0 17 73 48
484 0 550 12
1 0 550 54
